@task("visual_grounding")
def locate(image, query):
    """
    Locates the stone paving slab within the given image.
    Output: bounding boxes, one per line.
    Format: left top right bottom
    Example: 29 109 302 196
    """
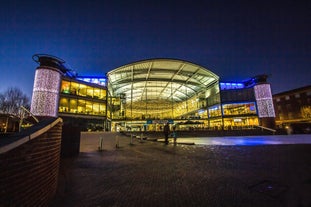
50 132 311 207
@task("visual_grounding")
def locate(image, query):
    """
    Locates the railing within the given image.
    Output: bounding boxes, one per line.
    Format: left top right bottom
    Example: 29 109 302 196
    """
19 105 39 132
255 125 276 134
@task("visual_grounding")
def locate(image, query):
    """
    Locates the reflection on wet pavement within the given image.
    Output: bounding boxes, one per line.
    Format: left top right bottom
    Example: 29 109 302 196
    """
174 134 311 146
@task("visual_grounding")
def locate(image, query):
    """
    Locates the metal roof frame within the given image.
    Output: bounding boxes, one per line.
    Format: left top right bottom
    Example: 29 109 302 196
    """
107 59 219 104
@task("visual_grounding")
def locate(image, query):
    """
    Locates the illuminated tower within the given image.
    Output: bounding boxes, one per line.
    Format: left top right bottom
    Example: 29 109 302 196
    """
30 54 66 118
251 75 276 128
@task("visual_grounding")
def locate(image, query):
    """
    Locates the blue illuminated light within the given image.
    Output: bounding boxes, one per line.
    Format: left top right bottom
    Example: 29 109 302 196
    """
209 106 219 110
234 138 281 146
198 109 205 114
220 82 244 90
77 76 107 87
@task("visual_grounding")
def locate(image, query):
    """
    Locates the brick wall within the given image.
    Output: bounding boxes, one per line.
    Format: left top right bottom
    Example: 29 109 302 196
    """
0 118 62 206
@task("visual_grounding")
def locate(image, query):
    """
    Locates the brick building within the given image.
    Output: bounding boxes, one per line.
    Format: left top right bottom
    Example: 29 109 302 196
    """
273 85 311 133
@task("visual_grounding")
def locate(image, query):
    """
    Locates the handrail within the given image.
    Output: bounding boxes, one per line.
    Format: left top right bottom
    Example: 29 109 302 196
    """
19 105 39 132
256 125 276 133
20 106 39 122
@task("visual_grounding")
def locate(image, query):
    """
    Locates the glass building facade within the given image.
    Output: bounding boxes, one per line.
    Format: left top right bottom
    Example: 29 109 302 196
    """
107 59 275 131
31 55 275 132
58 77 108 131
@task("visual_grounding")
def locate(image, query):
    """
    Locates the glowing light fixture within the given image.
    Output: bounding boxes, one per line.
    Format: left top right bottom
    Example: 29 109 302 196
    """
31 68 62 117
220 82 244 90
254 84 275 118
77 77 107 86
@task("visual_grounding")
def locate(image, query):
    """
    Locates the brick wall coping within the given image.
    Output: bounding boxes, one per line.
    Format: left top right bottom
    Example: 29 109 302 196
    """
0 117 63 154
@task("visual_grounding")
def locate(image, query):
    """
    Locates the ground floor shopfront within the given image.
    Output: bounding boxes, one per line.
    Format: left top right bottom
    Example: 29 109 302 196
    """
111 116 259 132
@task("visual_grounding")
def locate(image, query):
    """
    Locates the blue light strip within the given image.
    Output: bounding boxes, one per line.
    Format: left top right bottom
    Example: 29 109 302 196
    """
77 76 107 87
220 82 244 90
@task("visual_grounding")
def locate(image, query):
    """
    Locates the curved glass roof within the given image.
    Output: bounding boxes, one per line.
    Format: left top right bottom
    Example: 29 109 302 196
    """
107 59 219 103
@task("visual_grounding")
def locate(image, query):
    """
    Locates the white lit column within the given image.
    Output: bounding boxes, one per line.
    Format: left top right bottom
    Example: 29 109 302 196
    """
30 68 62 117
254 84 275 118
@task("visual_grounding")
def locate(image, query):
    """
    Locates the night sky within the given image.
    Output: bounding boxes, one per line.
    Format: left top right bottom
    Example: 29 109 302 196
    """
1 0 310 98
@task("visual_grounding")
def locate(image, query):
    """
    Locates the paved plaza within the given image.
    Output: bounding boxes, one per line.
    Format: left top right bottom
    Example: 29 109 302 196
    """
50 132 311 207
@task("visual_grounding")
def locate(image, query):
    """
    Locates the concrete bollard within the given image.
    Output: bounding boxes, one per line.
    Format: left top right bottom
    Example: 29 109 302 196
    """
115 134 120 148
173 131 177 145
99 136 104 151
130 133 133 145
140 132 143 142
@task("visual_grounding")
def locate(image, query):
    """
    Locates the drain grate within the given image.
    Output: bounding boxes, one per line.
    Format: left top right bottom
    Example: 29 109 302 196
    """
249 180 288 198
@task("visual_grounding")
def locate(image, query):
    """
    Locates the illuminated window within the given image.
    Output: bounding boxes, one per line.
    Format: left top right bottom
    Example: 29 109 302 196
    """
69 99 77 113
86 101 93 114
59 98 69 112
222 102 257 116
94 89 100 99
79 84 87 96
86 86 94 97
198 109 208 119
209 118 222 128
61 80 71 94
100 104 106 114
78 99 86 114
93 103 100 114
59 96 106 116
223 117 259 128
208 105 221 117
70 82 79 95
101 89 107 99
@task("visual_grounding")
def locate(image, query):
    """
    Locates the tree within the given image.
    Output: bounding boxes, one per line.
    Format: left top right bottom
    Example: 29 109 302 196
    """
0 87 30 117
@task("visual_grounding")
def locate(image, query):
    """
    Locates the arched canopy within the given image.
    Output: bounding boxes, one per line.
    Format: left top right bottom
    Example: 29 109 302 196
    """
107 59 219 103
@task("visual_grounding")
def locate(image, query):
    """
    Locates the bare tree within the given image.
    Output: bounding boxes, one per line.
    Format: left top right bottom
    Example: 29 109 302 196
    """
0 87 30 117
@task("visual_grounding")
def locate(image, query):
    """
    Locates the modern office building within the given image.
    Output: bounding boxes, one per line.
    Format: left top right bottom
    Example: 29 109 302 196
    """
273 85 311 133
30 55 275 132
30 54 109 131
58 75 108 131
107 59 275 131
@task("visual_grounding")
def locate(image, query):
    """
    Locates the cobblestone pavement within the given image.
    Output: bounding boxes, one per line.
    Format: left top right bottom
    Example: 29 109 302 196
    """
50 132 311 207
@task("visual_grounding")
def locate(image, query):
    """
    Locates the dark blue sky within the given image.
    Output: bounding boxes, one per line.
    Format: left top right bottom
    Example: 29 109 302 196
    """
1 0 310 97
